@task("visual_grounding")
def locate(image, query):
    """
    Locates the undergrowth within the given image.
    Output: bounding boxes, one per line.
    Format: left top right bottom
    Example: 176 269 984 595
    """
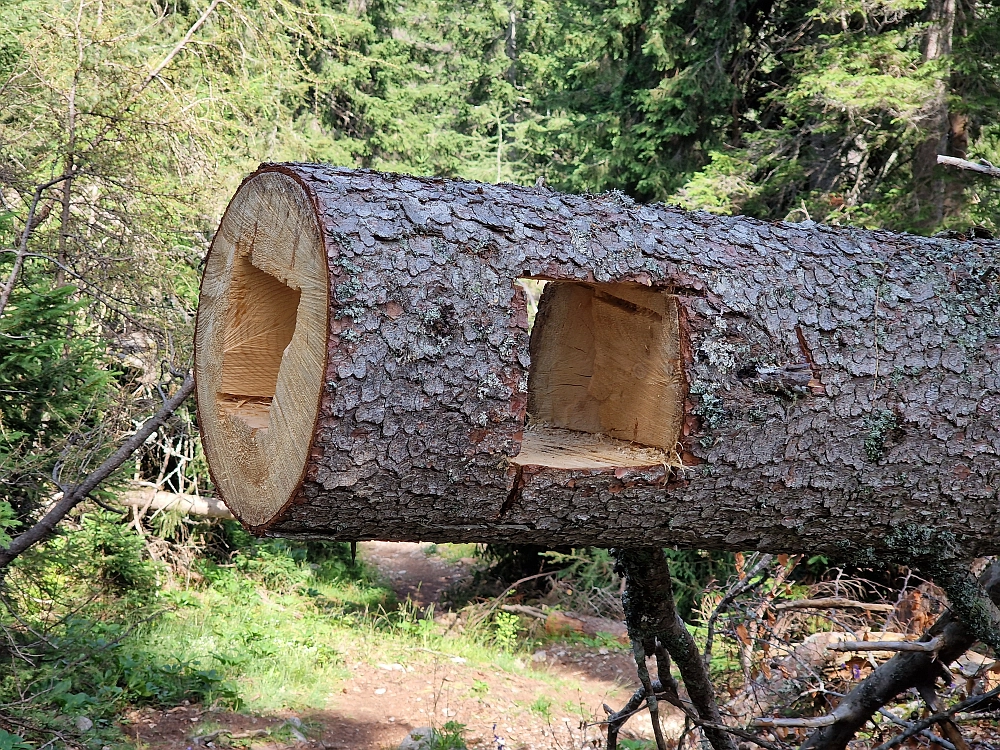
0 511 597 749
0 510 907 750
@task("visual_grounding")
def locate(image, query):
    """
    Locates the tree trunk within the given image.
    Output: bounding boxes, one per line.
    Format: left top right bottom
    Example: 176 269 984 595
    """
912 0 958 227
194 164 1000 557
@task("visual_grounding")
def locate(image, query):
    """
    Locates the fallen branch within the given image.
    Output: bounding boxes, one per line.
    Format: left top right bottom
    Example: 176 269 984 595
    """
921 560 1000 655
121 489 234 519
915 681 970 750
828 636 942 653
600 690 788 750
872 686 1000 750
0 375 195 569
469 570 560 627
753 715 836 728
752 701 958 747
801 560 1000 750
937 154 1000 178
692 721 789 750
876 707 955 750
774 598 893 613
500 604 546 619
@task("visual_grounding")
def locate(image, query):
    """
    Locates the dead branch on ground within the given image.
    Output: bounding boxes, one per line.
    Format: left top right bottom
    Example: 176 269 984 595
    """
0 375 194 570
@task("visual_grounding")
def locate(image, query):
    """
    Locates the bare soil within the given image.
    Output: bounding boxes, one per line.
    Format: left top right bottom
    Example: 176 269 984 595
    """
125 542 678 750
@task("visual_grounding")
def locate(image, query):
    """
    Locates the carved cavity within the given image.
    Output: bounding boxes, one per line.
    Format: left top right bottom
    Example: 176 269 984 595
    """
515 281 685 469
218 256 302 430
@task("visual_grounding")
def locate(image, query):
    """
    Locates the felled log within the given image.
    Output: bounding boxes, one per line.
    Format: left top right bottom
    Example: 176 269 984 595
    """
194 164 1000 556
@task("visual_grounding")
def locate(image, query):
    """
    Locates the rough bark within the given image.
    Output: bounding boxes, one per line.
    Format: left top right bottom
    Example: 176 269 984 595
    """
199 164 1000 557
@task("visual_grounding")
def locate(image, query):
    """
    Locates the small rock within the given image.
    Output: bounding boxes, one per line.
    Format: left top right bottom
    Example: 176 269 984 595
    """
280 718 307 742
399 727 437 750
75 716 94 732
374 687 387 695
378 662 405 671
531 650 547 662
450 656 466 664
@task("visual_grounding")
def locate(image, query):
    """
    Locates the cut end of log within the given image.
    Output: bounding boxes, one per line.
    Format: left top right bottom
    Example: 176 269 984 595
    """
195 170 328 528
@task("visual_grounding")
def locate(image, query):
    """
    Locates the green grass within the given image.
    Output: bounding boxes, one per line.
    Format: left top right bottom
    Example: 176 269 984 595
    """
1 519 631 749
529 695 553 719
425 543 479 563
134 542 592 714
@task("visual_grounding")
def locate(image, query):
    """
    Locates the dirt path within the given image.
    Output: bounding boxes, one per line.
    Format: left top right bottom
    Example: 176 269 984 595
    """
125 650 660 749
358 541 471 609
127 543 679 749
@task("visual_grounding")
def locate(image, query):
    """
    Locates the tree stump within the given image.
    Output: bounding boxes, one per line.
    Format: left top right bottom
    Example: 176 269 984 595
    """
194 164 1000 557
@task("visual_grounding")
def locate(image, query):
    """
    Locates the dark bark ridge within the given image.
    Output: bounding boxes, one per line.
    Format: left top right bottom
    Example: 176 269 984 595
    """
212 163 999 557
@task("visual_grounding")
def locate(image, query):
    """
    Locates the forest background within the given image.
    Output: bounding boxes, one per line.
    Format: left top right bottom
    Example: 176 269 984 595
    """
1 0 999 747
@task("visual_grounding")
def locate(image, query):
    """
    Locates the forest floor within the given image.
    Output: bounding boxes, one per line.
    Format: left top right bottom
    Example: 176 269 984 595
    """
124 542 674 750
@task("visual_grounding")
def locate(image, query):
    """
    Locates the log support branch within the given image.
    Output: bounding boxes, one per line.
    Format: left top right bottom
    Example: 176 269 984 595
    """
611 547 738 750
918 559 1000 655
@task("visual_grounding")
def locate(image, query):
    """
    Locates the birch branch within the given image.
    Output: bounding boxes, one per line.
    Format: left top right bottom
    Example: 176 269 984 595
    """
774 597 894 613
828 636 942 653
121 489 234 519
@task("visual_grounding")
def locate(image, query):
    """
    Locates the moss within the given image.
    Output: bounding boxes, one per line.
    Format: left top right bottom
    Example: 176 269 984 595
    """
834 523 1000 650
334 256 362 275
691 383 727 430
863 409 901 462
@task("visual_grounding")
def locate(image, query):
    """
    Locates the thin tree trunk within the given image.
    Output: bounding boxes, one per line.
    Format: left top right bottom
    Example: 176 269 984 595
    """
55 3 83 287
0 174 72 318
912 0 957 227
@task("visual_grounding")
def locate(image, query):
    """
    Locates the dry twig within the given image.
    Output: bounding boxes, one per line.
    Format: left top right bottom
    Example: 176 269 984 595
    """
937 154 1000 178
774 598 894 613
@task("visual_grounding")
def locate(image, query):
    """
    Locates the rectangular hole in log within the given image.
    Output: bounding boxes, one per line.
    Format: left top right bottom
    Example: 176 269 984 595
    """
218 254 301 430
513 279 685 470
